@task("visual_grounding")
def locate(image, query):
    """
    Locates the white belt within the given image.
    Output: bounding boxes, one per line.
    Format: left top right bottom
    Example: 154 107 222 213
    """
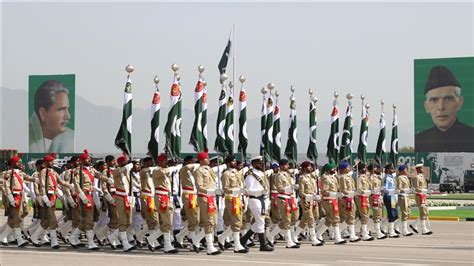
141 192 153 197
278 194 291 199
156 190 169 196
115 190 128 196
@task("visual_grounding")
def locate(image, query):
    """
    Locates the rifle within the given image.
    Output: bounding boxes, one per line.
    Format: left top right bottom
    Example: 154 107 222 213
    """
79 163 86 218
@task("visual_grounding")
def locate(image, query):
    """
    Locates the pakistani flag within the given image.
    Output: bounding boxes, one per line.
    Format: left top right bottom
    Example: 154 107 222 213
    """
218 36 231 75
147 86 160 161
224 93 234 154
260 94 267 156
357 104 369 163
164 76 182 159
389 111 398 164
339 105 353 162
306 100 318 161
375 110 386 164
326 105 339 163
189 78 206 152
115 77 132 155
284 96 297 165
264 94 274 161
202 87 208 150
238 87 248 161
214 84 227 153
272 105 281 161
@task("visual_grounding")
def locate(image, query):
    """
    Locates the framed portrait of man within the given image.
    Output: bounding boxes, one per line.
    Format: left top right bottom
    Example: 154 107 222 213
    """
414 57 474 152
28 74 75 153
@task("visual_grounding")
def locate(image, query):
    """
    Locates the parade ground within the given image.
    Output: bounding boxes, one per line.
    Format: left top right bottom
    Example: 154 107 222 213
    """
1 219 473 266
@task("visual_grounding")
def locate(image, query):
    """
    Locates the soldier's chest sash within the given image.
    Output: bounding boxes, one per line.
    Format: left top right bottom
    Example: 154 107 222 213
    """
83 168 95 185
13 171 24 190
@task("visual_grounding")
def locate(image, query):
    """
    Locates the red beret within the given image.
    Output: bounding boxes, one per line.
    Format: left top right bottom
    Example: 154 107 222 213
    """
157 153 168 162
9 153 23 165
197 148 209 161
80 149 90 161
44 153 56 162
117 154 128 164
301 161 312 168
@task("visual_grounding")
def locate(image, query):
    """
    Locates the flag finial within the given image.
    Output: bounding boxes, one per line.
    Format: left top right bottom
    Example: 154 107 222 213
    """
171 63 179 73
261 87 268 95
125 64 134 74
239 74 246 84
153 75 160 85
220 73 228 84
308 88 314 96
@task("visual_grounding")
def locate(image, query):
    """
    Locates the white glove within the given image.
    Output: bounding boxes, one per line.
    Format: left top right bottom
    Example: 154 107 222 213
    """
7 194 16 207
56 189 64 198
215 188 223 196
128 196 135 207
42 195 52 208
231 188 240 196
107 178 114 185
206 189 216 196
283 186 292 193
305 194 313 202
363 190 371 196
347 191 356 198
315 169 320 176
292 184 299 190
67 195 76 207
78 192 89 204
104 194 115 204
313 194 321 201
403 188 411 194
421 189 428 194
329 192 338 199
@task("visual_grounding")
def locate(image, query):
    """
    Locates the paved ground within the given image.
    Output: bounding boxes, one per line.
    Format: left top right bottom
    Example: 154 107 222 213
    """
1 219 473 266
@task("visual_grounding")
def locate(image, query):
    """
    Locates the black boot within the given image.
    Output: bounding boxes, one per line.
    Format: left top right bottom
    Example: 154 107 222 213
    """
240 230 254 250
258 233 274 252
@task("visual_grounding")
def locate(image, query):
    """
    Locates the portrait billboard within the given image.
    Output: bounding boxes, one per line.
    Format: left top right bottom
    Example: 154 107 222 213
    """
414 57 474 152
28 74 75 153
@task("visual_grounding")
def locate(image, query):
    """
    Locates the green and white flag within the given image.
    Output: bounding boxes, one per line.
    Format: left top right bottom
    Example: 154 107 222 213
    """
202 87 208 150
306 100 318 161
147 85 160 161
214 84 227 153
326 104 339 163
238 86 248 161
189 78 206 152
224 92 234 154
164 76 182 159
389 111 398 164
264 93 274 161
115 77 132 155
260 94 267 156
339 105 353 162
375 110 386 164
218 34 232 75
272 104 281 161
285 96 297 165
357 104 368 163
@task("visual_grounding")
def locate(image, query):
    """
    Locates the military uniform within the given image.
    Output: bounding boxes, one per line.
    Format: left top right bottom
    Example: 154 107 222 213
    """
102 167 121 248
383 171 399 238
370 172 386 239
295 171 322 246
355 172 373 241
338 172 359 242
397 173 413 236
411 171 433 235
176 163 200 248
274 170 299 248
269 172 281 225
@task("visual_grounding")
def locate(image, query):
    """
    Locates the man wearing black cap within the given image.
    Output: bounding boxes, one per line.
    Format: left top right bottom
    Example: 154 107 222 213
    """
415 65 474 152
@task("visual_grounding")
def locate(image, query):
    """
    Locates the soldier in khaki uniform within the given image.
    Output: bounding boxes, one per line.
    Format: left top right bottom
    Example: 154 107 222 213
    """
293 161 323 246
102 155 122 249
354 163 374 241
0 155 28 247
269 164 281 230
410 163 433 235
396 165 413 236
67 150 100 250
368 164 386 239
112 154 137 252
217 155 247 253
270 159 299 248
338 162 360 242
316 163 346 244
138 157 160 250
193 149 221 255
148 154 179 254
31 153 71 249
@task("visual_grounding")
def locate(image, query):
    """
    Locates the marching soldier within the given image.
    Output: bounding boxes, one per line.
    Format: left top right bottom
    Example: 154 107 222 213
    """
396 165 413 236
128 159 143 245
294 161 323 246
410 163 433 235
338 162 360 242
139 157 160 251
383 163 399 238
193 149 222 255
368 164 386 239
355 162 374 241
31 153 71 248
271 159 299 248
103 155 121 249
269 164 281 235
149 154 179 254
316 163 346 244
0 154 28 247
112 154 137 252
240 156 274 252
218 155 248 253
68 149 101 250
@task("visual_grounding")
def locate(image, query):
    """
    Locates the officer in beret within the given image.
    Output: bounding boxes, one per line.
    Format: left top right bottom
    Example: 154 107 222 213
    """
415 65 474 152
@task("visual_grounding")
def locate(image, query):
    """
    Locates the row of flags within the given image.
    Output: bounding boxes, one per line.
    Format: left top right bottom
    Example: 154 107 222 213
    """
114 36 399 166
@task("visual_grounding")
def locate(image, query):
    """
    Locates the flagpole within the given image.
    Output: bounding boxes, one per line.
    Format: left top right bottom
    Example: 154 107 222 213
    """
232 24 236 156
